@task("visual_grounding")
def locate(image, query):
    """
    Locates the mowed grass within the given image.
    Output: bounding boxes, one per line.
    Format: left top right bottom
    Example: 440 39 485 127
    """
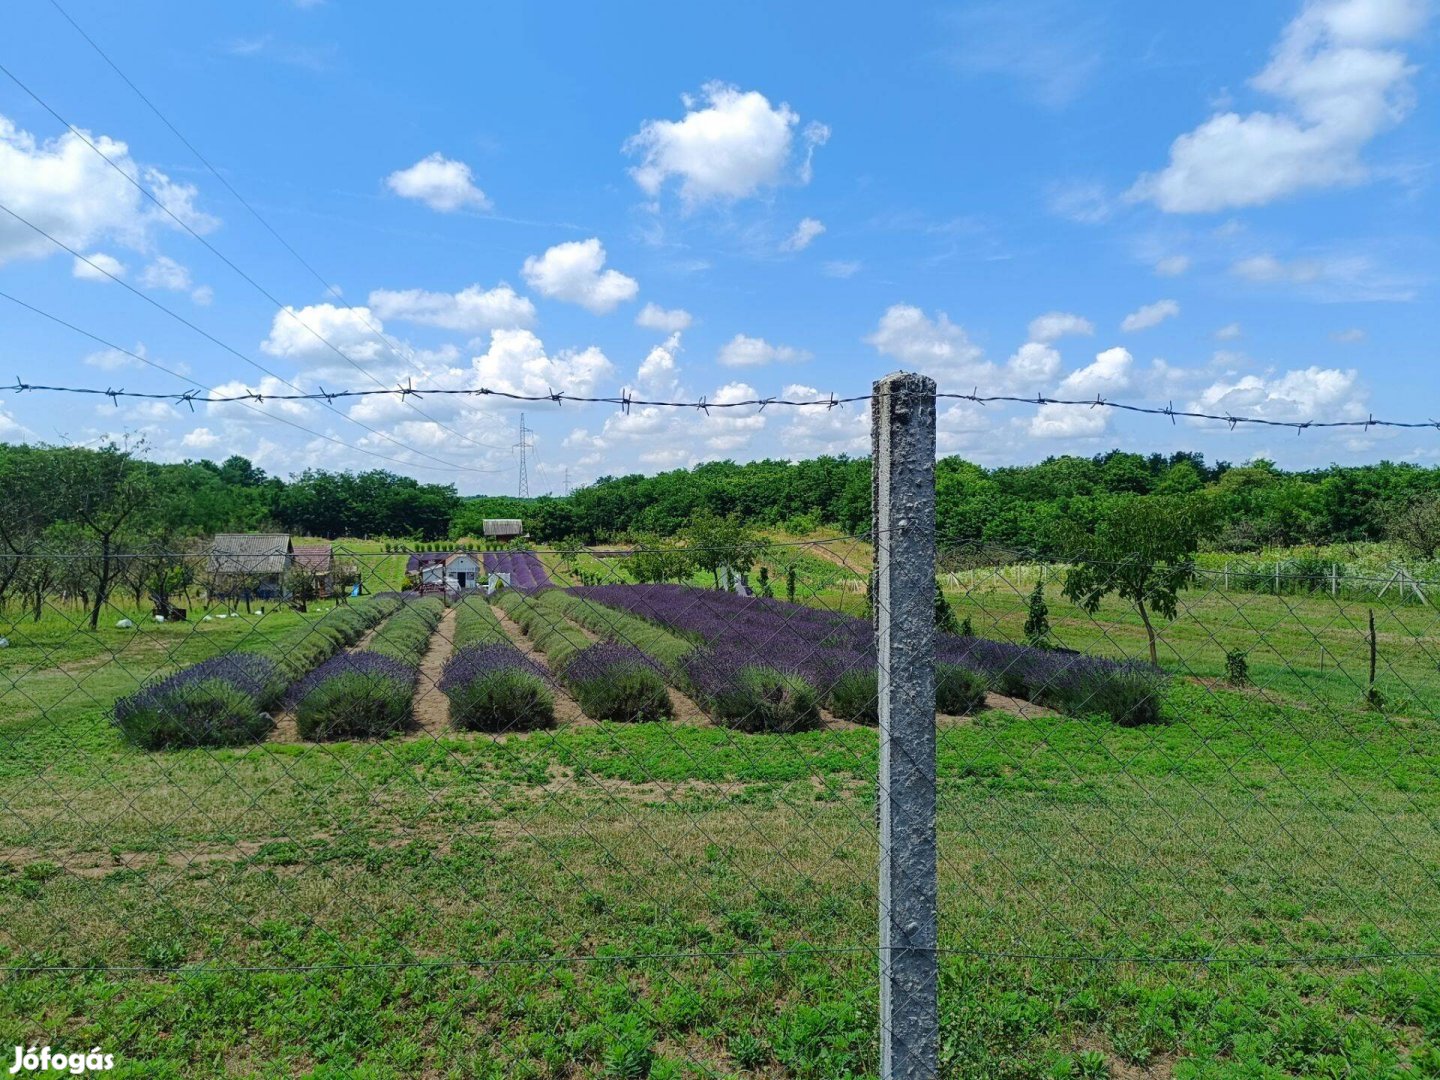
3 567 1440 1076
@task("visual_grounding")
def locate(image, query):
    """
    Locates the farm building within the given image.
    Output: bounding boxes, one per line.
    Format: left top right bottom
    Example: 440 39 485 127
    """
482 518 524 539
407 551 482 595
209 534 293 597
292 543 335 595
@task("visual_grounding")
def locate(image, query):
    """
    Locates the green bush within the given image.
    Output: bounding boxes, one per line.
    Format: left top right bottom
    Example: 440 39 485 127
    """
936 664 989 715
569 663 673 723
545 590 695 672
293 664 415 741
935 581 961 635
270 597 400 680
497 590 590 670
117 679 275 750
446 670 554 732
452 596 508 649
368 597 444 665
1023 579 1050 648
1224 648 1250 686
1074 667 1167 726
707 667 821 733
826 669 877 725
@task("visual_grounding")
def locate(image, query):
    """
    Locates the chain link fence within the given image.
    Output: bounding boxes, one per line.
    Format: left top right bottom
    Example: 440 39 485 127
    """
2 525 1438 1073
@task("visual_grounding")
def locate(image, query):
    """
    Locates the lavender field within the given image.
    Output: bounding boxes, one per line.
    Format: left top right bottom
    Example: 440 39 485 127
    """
483 549 552 591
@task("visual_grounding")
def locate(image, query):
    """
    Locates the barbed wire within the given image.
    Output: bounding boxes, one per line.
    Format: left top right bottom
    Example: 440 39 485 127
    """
5 376 1439 432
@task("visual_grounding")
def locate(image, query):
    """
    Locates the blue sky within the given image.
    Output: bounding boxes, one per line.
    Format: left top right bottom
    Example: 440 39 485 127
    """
0 0 1435 493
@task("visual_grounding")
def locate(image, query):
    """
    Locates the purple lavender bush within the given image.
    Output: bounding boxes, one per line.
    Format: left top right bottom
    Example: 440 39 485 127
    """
113 654 284 749
683 648 822 732
291 652 416 741
573 583 1169 726
562 642 672 722
440 644 555 732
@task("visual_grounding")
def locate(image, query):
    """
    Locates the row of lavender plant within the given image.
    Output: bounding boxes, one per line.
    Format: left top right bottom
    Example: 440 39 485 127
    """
290 597 445 741
438 597 554 732
569 585 1168 726
483 549 552 592
549 588 820 733
112 594 405 749
495 590 672 723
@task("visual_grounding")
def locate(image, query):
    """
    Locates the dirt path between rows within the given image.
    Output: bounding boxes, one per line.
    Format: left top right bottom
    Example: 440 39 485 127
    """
489 603 589 728
411 606 457 737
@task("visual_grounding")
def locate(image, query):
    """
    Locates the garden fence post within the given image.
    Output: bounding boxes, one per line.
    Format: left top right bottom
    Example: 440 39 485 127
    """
871 371 939 1079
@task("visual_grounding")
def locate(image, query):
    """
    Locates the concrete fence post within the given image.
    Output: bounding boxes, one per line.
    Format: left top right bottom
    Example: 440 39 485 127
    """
871 371 938 1079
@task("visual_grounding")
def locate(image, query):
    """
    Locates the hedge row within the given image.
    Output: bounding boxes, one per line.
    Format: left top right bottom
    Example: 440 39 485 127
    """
575 585 1167 727
439 598 555 733
290 598 443 741
539 589 819 733
451 596 509 649
496 591 672 723
112 596 403 749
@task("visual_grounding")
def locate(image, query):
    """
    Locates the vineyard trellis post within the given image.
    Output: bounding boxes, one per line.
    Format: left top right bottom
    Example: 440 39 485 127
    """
871 370 939 1079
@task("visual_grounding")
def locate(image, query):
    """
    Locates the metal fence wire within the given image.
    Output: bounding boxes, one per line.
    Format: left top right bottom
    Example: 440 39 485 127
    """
2 535 1439 1072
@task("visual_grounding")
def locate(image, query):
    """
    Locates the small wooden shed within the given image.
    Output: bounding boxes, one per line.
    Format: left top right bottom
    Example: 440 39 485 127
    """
482 519 524 539
209 534 293 597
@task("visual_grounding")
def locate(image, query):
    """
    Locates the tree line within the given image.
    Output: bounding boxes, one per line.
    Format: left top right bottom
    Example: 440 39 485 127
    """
4 441 1440 609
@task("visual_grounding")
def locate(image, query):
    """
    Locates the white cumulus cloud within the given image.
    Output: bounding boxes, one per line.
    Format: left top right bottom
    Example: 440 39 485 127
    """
470 328 614 401
141 255 191 290
385 153 491 212
72 252 125 281
0 113 216 267
1029 347 1135 438
181 427 222 450
781 217 826 252
261 303 393 370
82 343 147 371
521 238 638 314
635 332 682 391
1028 311 1094 343
1121 299 1180 332
1154 254 1192 276
366 284 535 332
1006 342 1063 386
866 304 989 381
139 255 212 304
1191 365 1366 420
0 403 34 442
1129 0 1429 212
717 333 810 368
626 82 828 204
635 302 692 332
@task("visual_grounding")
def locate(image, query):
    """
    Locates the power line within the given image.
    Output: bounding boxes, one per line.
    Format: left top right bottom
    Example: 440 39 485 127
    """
4 377 1438 434
0 200 502 475
0 51 509 455
0 288 502 475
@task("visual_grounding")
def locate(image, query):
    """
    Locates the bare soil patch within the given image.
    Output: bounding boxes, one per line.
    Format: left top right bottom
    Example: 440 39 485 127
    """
411 606 457 737
982 690 1060 719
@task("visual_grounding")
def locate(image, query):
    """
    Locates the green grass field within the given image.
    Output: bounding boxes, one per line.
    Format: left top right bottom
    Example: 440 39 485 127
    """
2 565 1438 1077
